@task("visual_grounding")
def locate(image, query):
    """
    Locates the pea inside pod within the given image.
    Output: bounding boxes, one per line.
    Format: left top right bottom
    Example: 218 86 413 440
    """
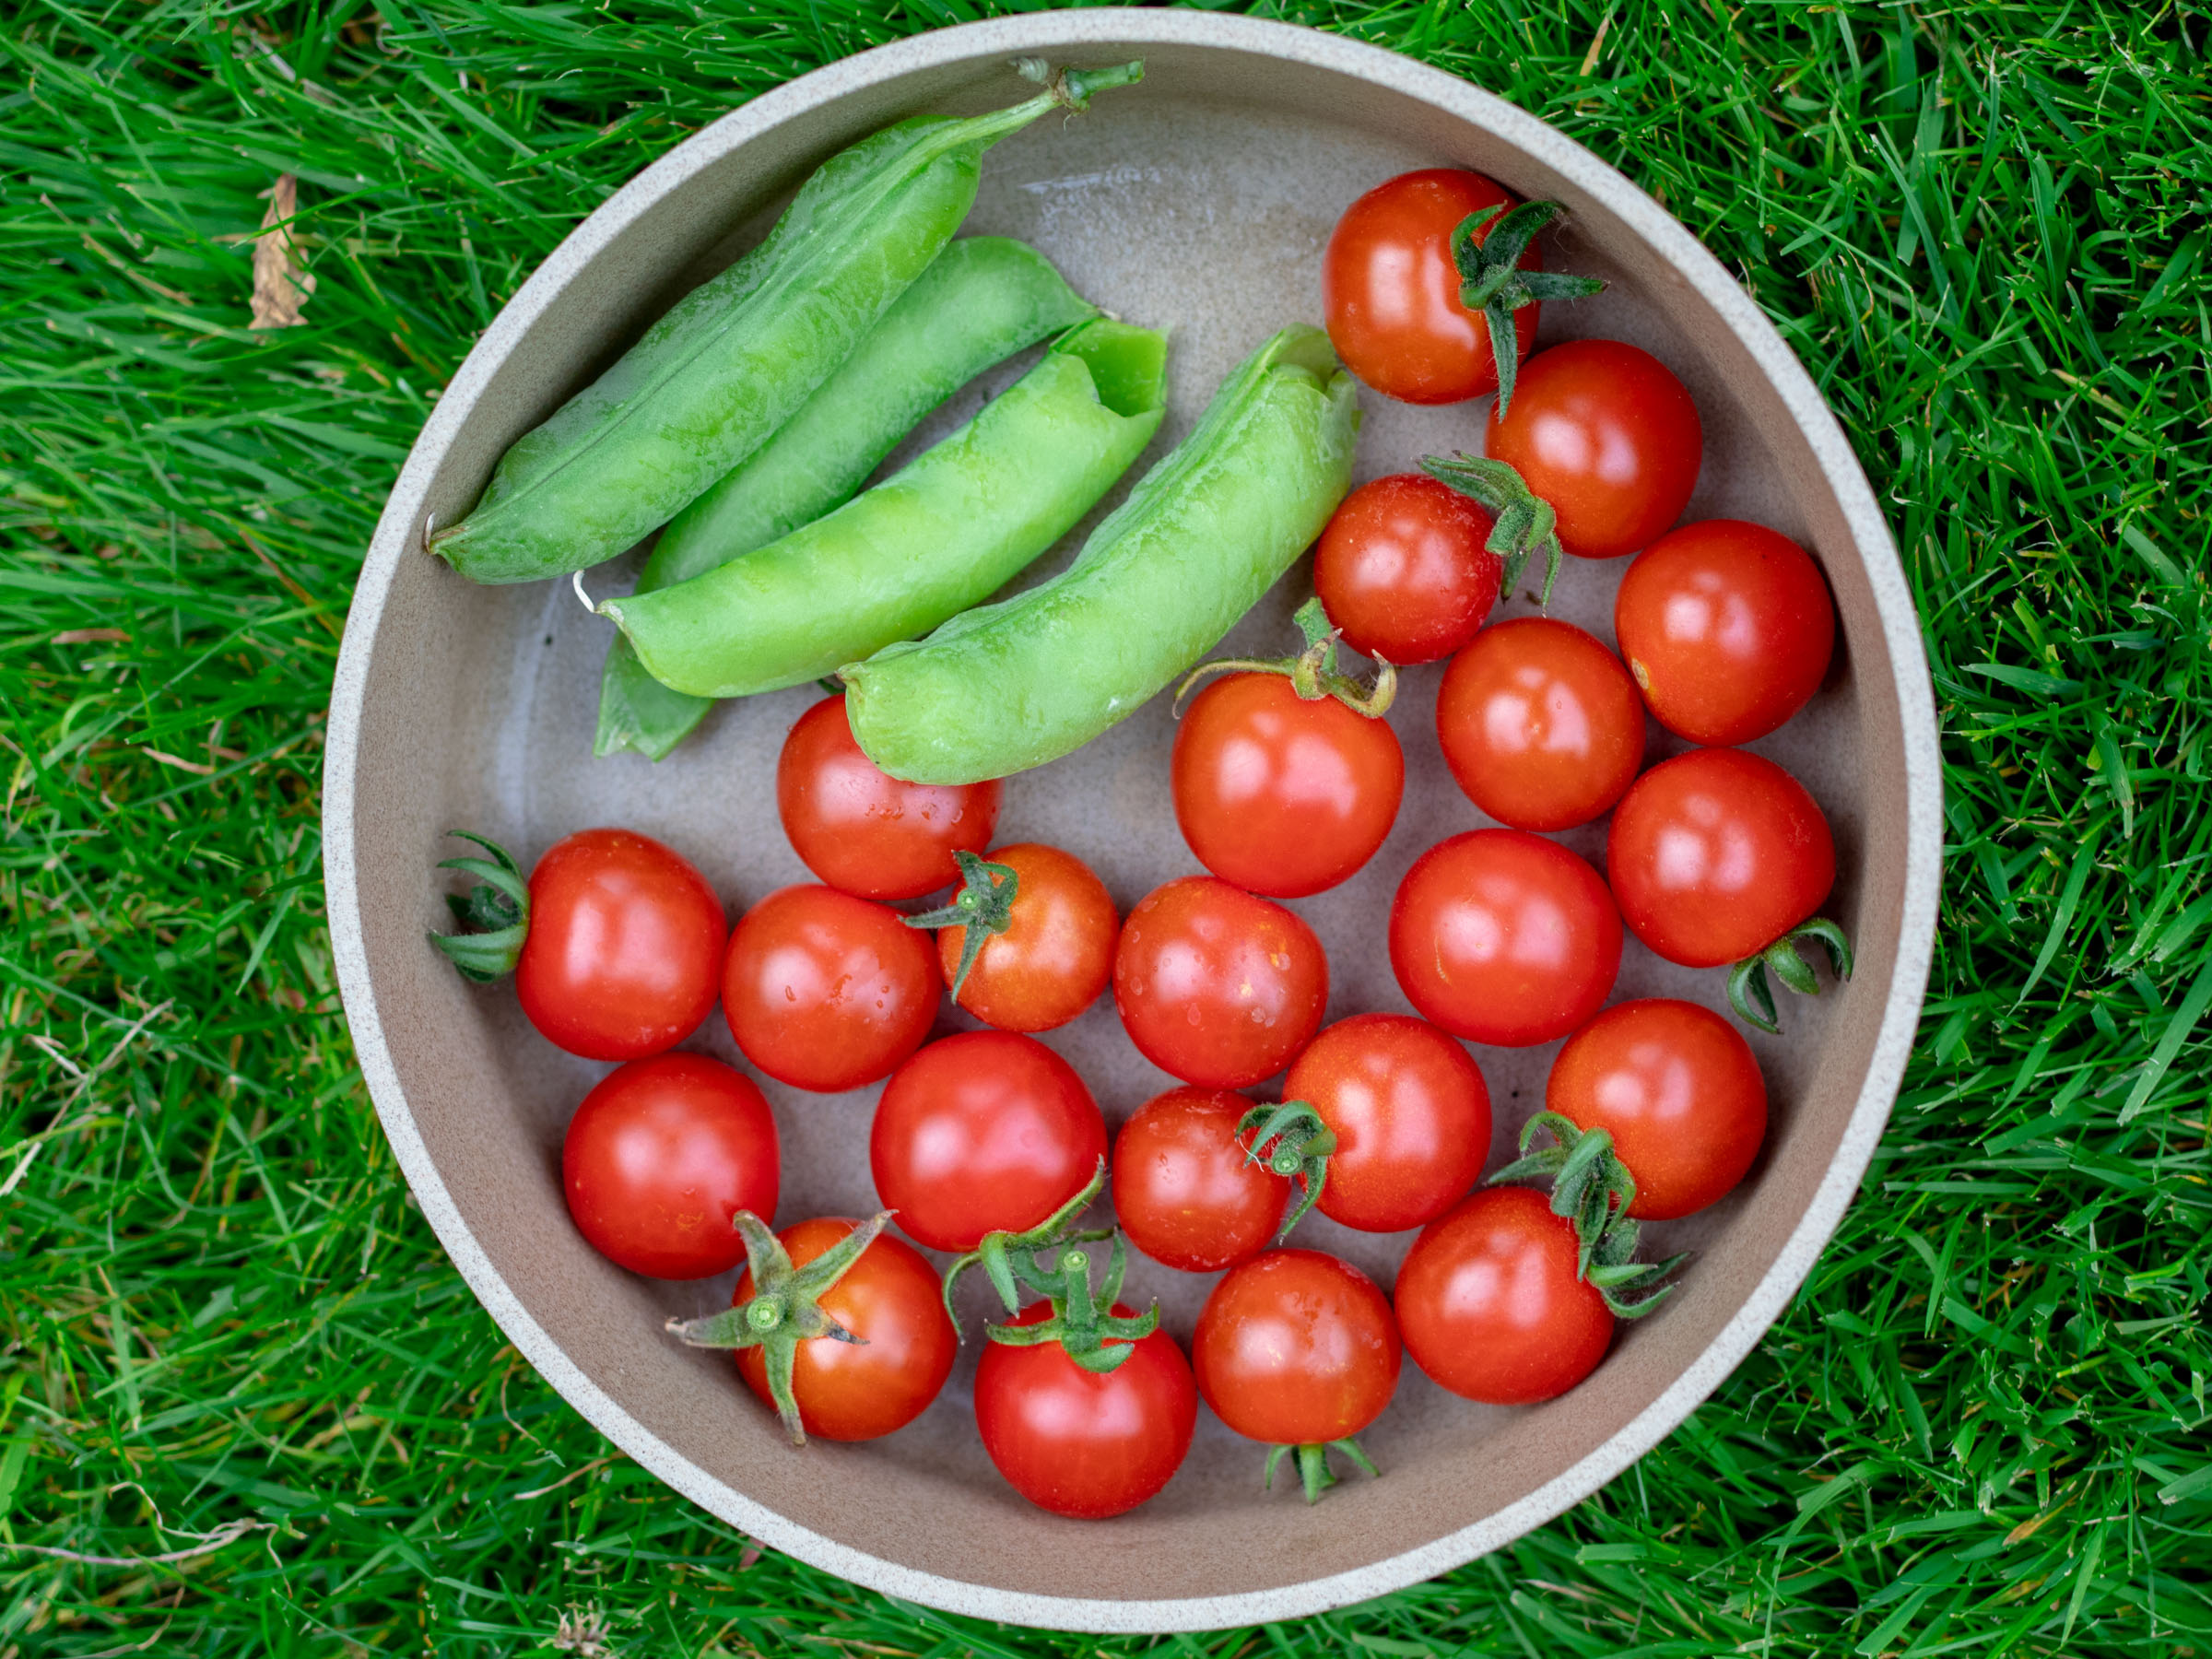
429 61 1143 585
598 319 1169 700
594 237 1100 760
842 324 1360 785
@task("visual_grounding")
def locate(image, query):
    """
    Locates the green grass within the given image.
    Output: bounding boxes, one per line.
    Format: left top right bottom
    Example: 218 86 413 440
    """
2 0 2208 1652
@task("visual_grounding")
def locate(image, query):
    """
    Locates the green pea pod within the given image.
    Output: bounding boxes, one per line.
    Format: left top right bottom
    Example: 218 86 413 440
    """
594 238 1100 760
429 61 1144 584
598 319 1167 698
842 324 1359 785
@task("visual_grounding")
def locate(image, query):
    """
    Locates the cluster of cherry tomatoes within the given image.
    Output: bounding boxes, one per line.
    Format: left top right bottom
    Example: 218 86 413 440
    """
435 163 1853 1524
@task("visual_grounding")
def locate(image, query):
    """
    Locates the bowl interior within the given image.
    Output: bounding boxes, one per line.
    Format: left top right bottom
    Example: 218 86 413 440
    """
331 19 1924 1630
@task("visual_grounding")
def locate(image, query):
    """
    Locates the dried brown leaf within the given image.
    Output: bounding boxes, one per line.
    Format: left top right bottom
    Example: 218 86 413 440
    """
250 173 315 330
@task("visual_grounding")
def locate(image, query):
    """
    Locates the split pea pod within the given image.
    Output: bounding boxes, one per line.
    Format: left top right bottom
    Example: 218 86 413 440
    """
841 324 1360 785
429 61 1144 584
598 319 1168 698
594 237 1100 759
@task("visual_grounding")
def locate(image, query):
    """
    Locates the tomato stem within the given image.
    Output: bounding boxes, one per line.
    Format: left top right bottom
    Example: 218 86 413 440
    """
1236 1100 1335 1240
667 1209 890 1447
1488 1112 1685 1318
1726 915 1855 1034
1174 598 1396 718
901 849 1021 1003
940 1158 1109 1329
429 830 531 982
1418 452 1568 606
982 1229 1159 1375
1448 200 1606 419
1263 1437 1379 1504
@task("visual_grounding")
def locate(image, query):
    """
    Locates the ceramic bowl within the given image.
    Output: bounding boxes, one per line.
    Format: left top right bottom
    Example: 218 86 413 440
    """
324 9 1940 1631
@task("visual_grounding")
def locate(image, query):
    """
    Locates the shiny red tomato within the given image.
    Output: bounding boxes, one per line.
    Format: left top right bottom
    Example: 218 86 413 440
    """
1547 999 1766 1219
562 1053 779 1279
1394 1185 1612 1405
1278 1014 1491 1233
777 693 1000 900
1112 1088 1288 1273
1193 1251 1400 1446
1172 674 1405 899
975 1302 1197 1519
1613 520 1836 746
734 1218 956 1441
1606 747 1836 968
1323 169 1540 405
1389 830 1621 1047
1313 474 1503 665
1437 618 1646 831
870 1031 1106 1253
936 842 1118 1032
515 829 724 1061
722 885 937 1092
1487 339 1702 559
1114 877 1330 1088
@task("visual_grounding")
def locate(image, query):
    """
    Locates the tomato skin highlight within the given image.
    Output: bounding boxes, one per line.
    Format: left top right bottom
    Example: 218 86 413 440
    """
1606 747 1837 968
1487 339 1702 560
776 693 1001 901
1547 999 1766 1219
1280 1014 1491 1233
935 843 1118 1033
1113 877 1331 1088
1193 1250 1401 1447
1389 830 1622 1047
561 1053 779 1279
1613 519 1836 746
1314 474 1503 665
869 1031 1108 1253
1437 618 1646 831
1394 1185 1613 1405
515 829 726 1061
1112 1088 1289 1273
1172 674 1406 900
721 884 938 1092
975 1302 1197 1519
734 1218 956 1441
1323 169 1541 406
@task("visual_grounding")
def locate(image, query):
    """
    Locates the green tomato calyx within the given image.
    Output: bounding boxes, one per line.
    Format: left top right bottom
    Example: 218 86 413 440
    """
1419 452 1568 607
429 831 531 982
1174 598 1396 719
980 1224 1159 1375
902 849 1020 1004
1488 1112 1686 1319
1236 1100 1336 1241
1264 1437 1380 1504
1449 200 1606 418
1727 917 1854 1034
940 1158 1110 1330
668 1210 889 1447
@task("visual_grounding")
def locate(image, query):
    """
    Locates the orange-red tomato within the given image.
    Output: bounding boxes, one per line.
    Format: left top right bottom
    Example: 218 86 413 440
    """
1613 520 1836 746
1112 1088 1289 1274
1547 999 1767 1219
1313 474 1503 665
721 885 937 1092
734 1218 955 1441
935 843 1118 1032
1436 618 1646 831
1193 1251 1401 1447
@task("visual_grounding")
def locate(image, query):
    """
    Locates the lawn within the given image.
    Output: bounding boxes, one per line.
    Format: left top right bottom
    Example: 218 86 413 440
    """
2 0 2207 1653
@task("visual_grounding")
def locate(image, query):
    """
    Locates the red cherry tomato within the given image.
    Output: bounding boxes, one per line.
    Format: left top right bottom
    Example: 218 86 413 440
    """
1394 1185 1612 1405
935 843 1118 1032
1323 169 1541 406
1278 1014 1491 1233
1193 1251 1400 1446
1114 877 1330 1088
515 829 725 1061
1172 674 1405 900
777 694 1001 901
1112 1088 1288 1273
1437 618 1646 831
870 1031 1107 1253
1313 474 1503 665
1547 999 1766 1219
975 1302 1196 1519
1389 830 1622 1047
562 1053 779 1279
722 885 937 1092
1613 520 1836 746
733 1218 956 1441
1606 747 1836 968
1487 340 1702 559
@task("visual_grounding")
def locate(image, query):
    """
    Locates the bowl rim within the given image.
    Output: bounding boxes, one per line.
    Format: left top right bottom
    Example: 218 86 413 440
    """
323 7 1943 1631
